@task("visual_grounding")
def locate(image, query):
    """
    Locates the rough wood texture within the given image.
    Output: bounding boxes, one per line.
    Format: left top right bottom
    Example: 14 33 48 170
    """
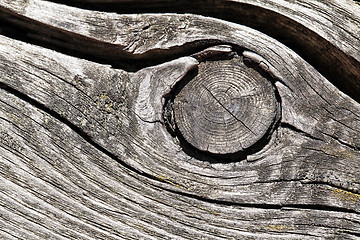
173 51 279 155
0 0 359 239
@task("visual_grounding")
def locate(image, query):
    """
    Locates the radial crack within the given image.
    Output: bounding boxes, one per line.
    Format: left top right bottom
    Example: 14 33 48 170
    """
203 86 256 135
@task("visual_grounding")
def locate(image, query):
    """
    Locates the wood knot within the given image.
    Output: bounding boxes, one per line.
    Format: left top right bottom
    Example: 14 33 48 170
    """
166 52 280 159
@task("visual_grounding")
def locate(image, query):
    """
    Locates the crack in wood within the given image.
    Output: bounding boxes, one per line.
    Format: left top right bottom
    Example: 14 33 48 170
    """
280 122 323 142
203 85 256 135
321 131 359 151
4 83 356 218
0 1 359 237
0 82 166 188
2 0 358 102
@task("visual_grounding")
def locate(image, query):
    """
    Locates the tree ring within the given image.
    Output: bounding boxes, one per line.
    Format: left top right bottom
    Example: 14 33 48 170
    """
173 55 280 156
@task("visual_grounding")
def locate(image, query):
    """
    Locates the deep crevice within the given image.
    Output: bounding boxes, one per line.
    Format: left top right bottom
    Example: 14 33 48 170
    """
280 122 323 141
155 181 359 214
40 0 360 103
0 80 295 211
0 8 224 72
1 83 358 217
0 82 167 189
0 1 359 102
321 131 360 151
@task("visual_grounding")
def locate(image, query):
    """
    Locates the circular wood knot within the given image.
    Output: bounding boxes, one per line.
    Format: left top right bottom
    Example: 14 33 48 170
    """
173 55 280 156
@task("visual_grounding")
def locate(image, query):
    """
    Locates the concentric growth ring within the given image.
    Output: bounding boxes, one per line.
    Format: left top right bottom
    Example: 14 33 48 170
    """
173 54 279 156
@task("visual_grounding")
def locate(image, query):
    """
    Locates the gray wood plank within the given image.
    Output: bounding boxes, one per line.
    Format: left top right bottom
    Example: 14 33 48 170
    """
0 0 359 238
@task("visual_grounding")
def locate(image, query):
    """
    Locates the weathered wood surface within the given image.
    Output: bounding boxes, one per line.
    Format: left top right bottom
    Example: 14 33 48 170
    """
173 53 280 156
0 0 359 239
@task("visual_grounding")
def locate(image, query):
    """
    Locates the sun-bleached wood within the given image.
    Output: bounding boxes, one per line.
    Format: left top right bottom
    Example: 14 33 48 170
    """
0 0 359 239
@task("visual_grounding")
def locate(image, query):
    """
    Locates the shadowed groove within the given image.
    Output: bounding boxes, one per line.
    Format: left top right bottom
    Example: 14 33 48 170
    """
39 0 360 103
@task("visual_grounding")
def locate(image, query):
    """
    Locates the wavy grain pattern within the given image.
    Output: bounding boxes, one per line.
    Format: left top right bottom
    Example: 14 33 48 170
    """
0 0 359 239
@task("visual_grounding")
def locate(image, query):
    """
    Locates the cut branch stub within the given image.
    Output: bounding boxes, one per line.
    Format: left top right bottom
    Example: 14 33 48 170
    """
173 54 280 156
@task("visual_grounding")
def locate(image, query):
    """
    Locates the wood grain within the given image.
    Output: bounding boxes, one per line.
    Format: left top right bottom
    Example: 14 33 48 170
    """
0 0 359 239
1 0 359 100
173 52 279 155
